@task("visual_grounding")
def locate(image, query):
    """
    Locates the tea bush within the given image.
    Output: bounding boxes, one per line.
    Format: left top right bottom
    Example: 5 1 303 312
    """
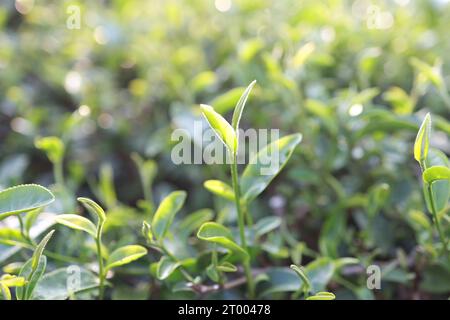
0 0 449 300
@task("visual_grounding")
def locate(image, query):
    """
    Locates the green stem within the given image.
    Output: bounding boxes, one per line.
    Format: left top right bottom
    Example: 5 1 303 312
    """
427 185 449 256
160 244 195 282
230 155 255 299
17 215 30 244
54 160 64 186
95 224 105 300
212 244 223 286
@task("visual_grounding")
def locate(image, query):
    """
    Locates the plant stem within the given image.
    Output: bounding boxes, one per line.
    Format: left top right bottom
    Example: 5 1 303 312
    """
160 244 195 282
230 155 255 299
54 160 64 186
95 224 105 300
212 244 223 286
17 215 30 244
426 184 449 257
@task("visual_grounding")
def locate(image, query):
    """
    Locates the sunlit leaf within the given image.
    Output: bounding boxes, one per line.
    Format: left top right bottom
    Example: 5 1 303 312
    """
31 230 54 272
0 184 55 221
105 245 147 271
414 113 431 164
200 104 237 154
306 291 336 300
35 136 64 164
197 222 248 259
204 180 235 201
55 214 97 237
423 166 450 184
241 133 302 202
231 80 256 132
77 197 106 223
151 190 186 240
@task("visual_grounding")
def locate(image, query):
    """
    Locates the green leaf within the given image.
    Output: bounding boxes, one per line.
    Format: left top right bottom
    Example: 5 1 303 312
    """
156 256 181 280
0 184 55 221
231 80 256 132
290 264 311 292
151 190 186 240
77 197 106 223
32 267 98 300
241 133 302 202
259 268 301 296
31 230 54 271
424 149 450 213
305 258 335 293
105 245 147 271
16 256 47 300
206 264 220 282
1 283 11 300
217 261 237 272
200 104 237 154
414 113 431 164
423 166 450 184
209 87 246 114
410 58 444 90
306 292 336 300
55 214 97 237
254 216 282 237
197 222 248 259
178 209 214 237
35 136 65 164
0 274 26 287
204 180 235 201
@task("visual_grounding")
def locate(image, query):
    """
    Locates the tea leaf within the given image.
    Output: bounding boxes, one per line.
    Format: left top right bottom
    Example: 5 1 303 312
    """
254 216 282 237
35 136 64 164
77 197 106 224
423 149 450 213
178 209 214 236
241 133 302 202
204 180 235 201
31 230 54 271
0 283 11 300
105 245 147 271
290 264 312 292
217 261 237 272
55 214 97 237
16 256 47 300
0 184 55 221
197 222 248 259
0 274 26 287
157 256 181 280
151 190 187 240
414 113 431 164
306 291 336 300
209 87 246 114
200 104 237 154
423 166 450 184
32 267 98 300
231 80 256 132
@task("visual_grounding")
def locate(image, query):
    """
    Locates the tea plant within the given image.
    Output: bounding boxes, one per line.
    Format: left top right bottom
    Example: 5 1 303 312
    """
55 197 147 299
199 81 302 298
414 113 450 256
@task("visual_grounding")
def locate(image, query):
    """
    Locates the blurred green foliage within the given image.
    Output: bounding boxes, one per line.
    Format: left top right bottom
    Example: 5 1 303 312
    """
0 0 449 299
